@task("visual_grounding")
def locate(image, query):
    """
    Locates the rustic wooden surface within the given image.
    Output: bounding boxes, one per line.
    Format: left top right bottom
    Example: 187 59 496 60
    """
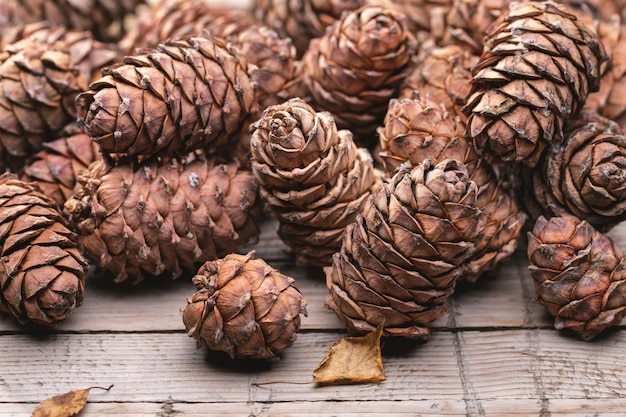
2 217 626 417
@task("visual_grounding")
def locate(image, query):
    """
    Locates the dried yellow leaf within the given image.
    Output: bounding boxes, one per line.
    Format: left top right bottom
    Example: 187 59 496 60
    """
31 385 113 417
313 324 386 385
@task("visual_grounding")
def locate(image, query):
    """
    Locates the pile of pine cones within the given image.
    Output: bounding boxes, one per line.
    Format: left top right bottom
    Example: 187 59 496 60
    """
1 0 626 358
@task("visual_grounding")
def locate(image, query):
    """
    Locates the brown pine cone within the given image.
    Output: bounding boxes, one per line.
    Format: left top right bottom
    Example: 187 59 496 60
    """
528 214 626 340
76 33 256 162
398 42 479 122
0 0 146 42
325 159 483 339
525 110 626 232
462 1 607 167
378 93 526 282
0 23 117 171
64 151 259 284
250 98 382 267
0 172 87 325
20 128 101 209
119 0 256 55
250 0 363 57
366 0 452 40
301 5 418 147
181 251 308 360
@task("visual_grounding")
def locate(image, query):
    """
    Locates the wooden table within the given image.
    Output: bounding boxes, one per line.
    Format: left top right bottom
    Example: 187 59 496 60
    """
2 217 626 417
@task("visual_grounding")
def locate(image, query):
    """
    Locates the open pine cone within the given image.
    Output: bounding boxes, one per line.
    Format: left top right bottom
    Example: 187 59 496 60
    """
64 151 259 284
0 173 87 325
325 159 483 339
250 98 382 267
528 214 626 341
462 0 607 167
181 251 308 360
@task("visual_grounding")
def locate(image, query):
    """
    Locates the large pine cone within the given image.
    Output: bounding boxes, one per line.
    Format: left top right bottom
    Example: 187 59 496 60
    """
250 0 363 57
181 251 308 360
301 5 418 147
0 173 87 325
75 33 256 162
0 0 146 42
64 151 259 284
378 93 526 282
251 98 382 267
528 214 626 340
525 111 626 232
399 42 479 122
462 1 606 167
119 0 255 55
325 159 483 339
0 23 116 171
20 128 101 209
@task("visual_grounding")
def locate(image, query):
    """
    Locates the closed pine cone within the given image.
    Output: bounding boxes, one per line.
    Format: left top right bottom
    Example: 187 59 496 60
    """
250 98 382 267
528 214 626 340
181 251 308 360
64 151 259 284
325 159 483 339
0 173 87 325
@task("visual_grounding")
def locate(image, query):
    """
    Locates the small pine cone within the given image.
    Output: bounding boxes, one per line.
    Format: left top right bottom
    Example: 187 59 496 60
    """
366 0 452 40
0 173 87 325
63 151 259 284
250 0 363 57
0 23 117 171
462 1 607 167
301 5 418 147
526 111 626 232
76 33 256 162
20 128 101 209
181 251 308 360
399 43 479 122
325 159 483 338
119 0 256 55
377 93 526 282
528 214 626 340
250 98 382 267
0 0 146 42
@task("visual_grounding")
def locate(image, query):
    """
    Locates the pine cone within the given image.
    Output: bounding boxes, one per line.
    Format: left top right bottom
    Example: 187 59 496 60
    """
250 98 382 267
525 110 626 232
378 93 526 282
0 23 117 171
325 159 483 338
366 0 452 40
399 42 479 122
20 128 101 209
528 214 626 340
250 0 363 57
181 251 308 360
76 33 256 162
301 5 418 147
462 1 607 167
0 172 87 325
64 151 259 284
119 0 256 55
0 0 146 42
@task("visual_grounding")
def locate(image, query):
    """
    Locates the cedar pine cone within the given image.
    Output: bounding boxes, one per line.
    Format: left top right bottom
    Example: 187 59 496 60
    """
462 0 607 167
64 151 259 284
75 33 256 162
528 214 626 340
301 5 418 147
250 98 382 267
525 110 626 232
366 0 452 40
0 23 116 171
0 172 87 325
181 250 308 360
325 159 483 339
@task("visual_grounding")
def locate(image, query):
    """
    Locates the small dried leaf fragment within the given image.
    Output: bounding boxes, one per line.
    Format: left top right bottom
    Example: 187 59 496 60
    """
31 385 113 417
313 324 385 385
